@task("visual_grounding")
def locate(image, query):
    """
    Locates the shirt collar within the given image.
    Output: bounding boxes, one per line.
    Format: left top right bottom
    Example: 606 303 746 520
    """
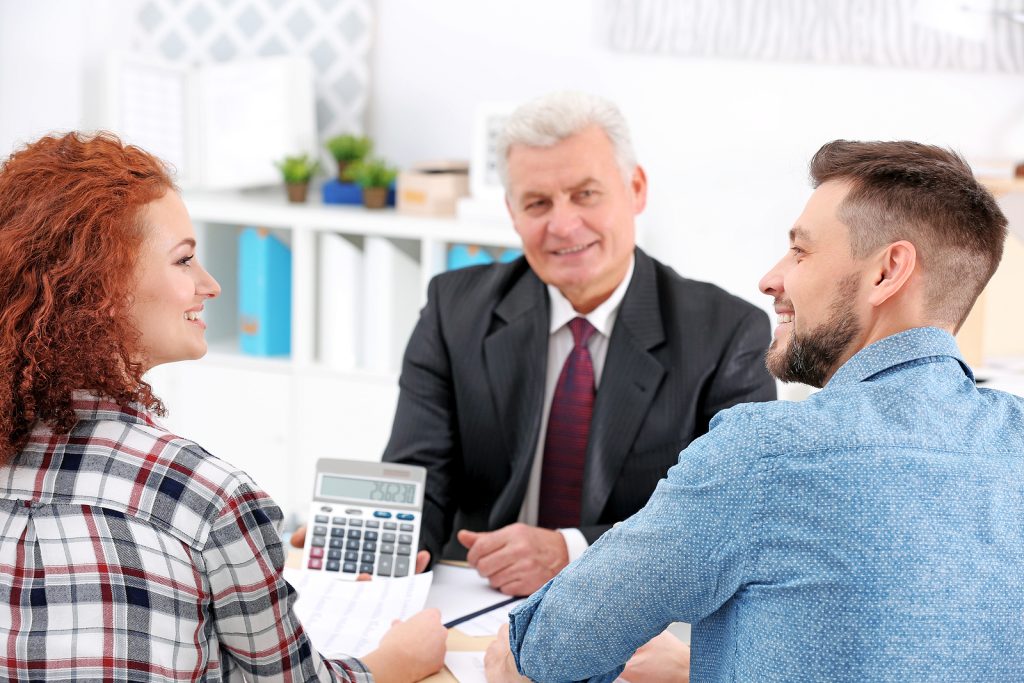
70 390 158 428
547 255 636 337
826 326 973 388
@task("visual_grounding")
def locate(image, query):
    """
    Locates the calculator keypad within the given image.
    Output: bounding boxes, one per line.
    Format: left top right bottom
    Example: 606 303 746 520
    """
306 505 418 578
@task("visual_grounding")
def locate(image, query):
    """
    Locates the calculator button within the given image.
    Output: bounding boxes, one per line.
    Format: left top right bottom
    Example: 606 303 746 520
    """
359 563 374 574
311 537 326 548
345 539 360 550
308 558 323 570
382 532 396 543
347 529 362 539
361 552 375 564
364 531 379 542
328 550 342 560
366 521 380 529
398 534 413 544
349 519 363 527
345 509 362 515
345 550 359 562
309 547 324 559
374 511 392 519
313 525 328 536
377 556 393 576
363 541 377 553
329 539 344 549
383 522 397 530
332 516 346 525
318 505 333 513
314 515 329 524
394 557 410 577
330 528 345 538
380 543 395 554
326 560 341 572
399 523 414 532
396 545 411 557
343 562 357 573
397 513 415 521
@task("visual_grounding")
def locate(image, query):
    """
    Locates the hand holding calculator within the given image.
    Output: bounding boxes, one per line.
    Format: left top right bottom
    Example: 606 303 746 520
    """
302 458 426 579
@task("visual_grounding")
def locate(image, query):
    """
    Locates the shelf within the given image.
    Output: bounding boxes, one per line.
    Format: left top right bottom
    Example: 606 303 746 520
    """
183 186 521 247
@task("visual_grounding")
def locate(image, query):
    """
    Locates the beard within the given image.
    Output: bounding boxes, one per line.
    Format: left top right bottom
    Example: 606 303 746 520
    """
766 274 861 389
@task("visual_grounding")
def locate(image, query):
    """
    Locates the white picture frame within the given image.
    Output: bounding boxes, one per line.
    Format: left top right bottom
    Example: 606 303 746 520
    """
469 101 518 202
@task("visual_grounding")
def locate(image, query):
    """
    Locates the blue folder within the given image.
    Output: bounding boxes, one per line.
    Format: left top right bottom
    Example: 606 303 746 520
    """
238 227 292 356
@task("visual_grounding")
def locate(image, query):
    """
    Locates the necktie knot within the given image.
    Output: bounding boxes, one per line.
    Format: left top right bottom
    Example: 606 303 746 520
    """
568 317 596 349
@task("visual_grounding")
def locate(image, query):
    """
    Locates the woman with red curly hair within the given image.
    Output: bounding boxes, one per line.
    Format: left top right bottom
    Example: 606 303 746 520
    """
0 132 445 682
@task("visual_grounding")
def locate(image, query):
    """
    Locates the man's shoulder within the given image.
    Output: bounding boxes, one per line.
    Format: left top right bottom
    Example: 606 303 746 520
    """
644 252 764 318
428 257 534 297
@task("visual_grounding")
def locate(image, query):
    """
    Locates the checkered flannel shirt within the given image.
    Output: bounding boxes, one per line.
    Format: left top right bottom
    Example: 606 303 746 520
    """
0 394 373 682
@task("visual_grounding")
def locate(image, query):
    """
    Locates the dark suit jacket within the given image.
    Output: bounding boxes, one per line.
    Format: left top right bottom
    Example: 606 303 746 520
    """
383 248 776 561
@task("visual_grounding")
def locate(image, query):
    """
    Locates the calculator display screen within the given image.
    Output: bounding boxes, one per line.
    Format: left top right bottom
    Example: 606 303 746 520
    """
319 474 417 505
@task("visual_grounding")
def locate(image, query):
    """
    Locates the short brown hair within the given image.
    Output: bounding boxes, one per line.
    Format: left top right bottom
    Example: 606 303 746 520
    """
810 140 1007 330
0 132 174 462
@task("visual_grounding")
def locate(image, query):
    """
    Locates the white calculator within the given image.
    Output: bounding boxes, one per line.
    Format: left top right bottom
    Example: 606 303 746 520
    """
302 458 426 579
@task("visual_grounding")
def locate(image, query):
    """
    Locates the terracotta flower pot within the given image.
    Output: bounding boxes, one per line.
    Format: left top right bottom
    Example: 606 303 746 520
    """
362 186 388 209
285 182 309 203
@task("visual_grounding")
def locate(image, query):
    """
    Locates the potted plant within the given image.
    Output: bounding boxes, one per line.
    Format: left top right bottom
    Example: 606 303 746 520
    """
274 154 319 203
354 158 398 209
325 134 372 182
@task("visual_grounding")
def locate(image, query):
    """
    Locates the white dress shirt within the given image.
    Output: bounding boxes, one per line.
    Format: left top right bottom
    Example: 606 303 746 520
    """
517 256 636 562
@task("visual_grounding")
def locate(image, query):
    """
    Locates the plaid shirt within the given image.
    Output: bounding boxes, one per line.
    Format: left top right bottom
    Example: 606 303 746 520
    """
0 394 373 682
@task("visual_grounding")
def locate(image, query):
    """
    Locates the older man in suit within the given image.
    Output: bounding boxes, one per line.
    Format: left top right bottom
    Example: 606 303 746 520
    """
381 91 776 597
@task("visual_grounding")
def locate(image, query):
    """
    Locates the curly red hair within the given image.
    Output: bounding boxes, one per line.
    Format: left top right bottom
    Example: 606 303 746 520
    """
0 132 175 462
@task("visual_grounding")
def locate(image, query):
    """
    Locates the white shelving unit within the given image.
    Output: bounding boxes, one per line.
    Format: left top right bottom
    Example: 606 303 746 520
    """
145 186 519 522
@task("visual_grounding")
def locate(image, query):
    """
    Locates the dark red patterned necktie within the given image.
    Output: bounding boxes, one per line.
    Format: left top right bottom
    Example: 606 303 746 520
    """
538 317 596 529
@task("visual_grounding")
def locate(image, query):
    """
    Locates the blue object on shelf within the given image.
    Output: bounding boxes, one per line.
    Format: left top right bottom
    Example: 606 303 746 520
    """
498 248 523 263
238 227 292 356
322 179 362 205
447 244 495 271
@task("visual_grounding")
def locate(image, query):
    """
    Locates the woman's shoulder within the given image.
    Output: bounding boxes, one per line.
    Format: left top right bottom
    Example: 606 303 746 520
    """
86 416 277 547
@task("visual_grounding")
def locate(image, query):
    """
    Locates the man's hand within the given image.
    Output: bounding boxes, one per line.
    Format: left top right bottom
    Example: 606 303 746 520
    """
484 624 528 683
458 523 568 596
361 608 447 683
289 525 431 574
621 630 690 683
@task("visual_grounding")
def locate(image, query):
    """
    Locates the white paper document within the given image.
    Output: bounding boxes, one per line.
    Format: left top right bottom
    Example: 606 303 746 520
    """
284 568 432 658
445 651 487 683
455 597 524 637
423 563 517 627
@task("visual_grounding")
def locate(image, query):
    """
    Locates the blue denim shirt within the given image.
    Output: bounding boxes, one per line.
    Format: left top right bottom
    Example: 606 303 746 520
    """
509 327 1024 682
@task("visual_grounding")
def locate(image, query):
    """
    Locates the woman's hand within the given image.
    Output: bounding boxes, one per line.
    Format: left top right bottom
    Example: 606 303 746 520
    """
361 609 447 683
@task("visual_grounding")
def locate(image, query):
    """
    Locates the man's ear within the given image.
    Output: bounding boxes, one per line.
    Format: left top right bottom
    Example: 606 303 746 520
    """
868 240 917 307
631 165 648 214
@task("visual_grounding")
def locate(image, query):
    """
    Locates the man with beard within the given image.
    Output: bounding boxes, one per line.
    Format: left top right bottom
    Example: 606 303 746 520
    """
494 140 1024 682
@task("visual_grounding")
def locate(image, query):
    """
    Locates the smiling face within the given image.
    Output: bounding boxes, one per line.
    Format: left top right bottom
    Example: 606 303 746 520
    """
759 180 868 387
504 125 646 313
129 191 220 372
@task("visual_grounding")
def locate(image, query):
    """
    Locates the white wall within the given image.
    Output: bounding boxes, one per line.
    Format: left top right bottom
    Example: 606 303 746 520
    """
0 0 134 155
369 0 1024 315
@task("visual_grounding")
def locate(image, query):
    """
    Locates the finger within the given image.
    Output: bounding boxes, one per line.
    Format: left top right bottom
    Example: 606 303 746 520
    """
465 529 510 567
356 572 372 582
415 550 431 574
474 543 520 579
289 526 307 548
456 528 479 550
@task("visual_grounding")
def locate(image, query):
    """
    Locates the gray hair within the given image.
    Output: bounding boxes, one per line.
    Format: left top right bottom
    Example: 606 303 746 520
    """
495 91 637 191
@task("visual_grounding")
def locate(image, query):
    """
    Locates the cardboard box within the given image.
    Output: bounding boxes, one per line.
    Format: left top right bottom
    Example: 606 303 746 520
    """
397 160 470 217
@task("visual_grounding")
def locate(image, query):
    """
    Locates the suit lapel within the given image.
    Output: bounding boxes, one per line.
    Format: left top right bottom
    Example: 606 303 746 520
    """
483 269 548 526
581 250 667 525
